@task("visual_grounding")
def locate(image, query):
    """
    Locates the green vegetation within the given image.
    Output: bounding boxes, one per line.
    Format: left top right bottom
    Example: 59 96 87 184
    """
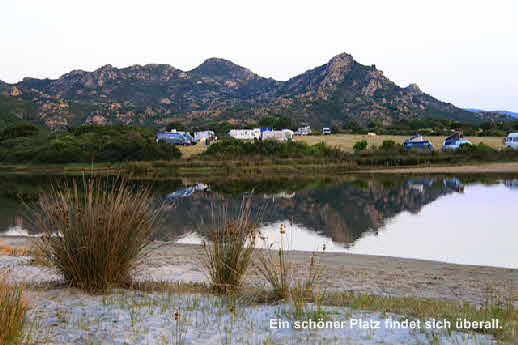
257 116 298 130
353 140 368 151
345 117 518 137
204 138 345 159
28 176 164 293
0 124 181 164
321 291 518 343
199 136 518 170
354 142 518 167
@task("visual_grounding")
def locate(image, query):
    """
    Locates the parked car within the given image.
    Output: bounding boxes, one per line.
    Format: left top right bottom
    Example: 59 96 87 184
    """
295 126 311 136
156 132 192 145
504 133 518 149
403 134 434 151
442 132 472 150
322 128 332 135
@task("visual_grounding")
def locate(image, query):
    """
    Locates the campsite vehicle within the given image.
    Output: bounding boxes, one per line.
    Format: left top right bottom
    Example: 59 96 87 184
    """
442 132 472 150
156 132 192 145
403 134 434 151
322 128 332 135
180 132 196 144
228 128 261 140
295 126 311 136
262 129 294 141
504 133 518 149
194 131 217 142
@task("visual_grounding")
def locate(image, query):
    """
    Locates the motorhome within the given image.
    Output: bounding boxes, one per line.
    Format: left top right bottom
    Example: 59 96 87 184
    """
228 128 261 140
403 134 434 151
504 133 518 149
262 129 294 141
194 131 216 142
442 132 472 150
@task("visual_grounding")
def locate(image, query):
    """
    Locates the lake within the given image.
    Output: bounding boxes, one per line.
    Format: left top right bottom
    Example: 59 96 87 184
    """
1 173 517 269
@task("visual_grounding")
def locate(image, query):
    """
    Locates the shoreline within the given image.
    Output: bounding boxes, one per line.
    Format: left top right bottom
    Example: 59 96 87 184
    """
2 160 518 176
3 240 517 305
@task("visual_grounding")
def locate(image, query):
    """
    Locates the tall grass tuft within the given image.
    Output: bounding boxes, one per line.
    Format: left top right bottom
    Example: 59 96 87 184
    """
256 224 324 301
200 196 261 293
255 223 292 299
0 273 29 345
27 176 163 293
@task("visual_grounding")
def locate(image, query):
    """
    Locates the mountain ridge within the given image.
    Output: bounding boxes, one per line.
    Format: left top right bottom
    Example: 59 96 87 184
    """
0 53 513 129
465 108 518 119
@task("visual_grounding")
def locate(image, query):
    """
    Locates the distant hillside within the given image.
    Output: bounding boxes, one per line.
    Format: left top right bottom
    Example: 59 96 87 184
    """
465 108 518 119
0 53 514 130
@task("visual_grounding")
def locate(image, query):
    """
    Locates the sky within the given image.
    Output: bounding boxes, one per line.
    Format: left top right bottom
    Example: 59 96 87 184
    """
1 0 517 111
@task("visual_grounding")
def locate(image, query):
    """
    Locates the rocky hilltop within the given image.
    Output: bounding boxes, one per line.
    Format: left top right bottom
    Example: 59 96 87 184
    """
0 53 511 129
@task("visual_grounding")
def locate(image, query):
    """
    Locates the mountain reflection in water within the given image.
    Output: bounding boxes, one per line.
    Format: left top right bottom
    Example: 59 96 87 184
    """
159 177 467 246
1 174 518 268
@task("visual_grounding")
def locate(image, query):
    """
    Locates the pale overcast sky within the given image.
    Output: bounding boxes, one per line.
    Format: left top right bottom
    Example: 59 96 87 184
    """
1 0 517 111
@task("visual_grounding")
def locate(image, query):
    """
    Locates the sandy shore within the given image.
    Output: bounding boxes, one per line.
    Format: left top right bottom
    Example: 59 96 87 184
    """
2 240 517 305
363 162 518 174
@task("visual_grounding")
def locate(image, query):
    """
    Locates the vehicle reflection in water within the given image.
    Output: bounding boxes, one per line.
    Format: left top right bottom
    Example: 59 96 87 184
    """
504 179 518 190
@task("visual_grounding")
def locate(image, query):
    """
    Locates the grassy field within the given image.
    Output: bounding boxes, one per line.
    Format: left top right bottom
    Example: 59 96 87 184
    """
179 135 505 156
295 134 505 152
178 142 210 157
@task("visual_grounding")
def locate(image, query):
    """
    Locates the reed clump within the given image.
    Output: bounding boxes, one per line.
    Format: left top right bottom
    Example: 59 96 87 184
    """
255 223 324 301
200 196 261 293
27 176 163 293
0 272 29 345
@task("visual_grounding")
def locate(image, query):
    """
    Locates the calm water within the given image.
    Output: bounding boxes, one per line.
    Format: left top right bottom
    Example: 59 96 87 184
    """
1 174 518 268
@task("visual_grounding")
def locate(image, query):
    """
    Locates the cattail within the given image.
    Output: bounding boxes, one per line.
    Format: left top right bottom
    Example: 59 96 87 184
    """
322 244 326 252
174 310 180 321
229 305 236 314
280 223 286 235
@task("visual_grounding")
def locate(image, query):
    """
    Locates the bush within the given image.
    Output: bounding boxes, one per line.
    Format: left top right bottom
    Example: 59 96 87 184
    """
0 273 28 345
200 196 260 293
204 138 345 159
380 140 396 151
0 124 182 164
353 140 368 151
27 176 163 292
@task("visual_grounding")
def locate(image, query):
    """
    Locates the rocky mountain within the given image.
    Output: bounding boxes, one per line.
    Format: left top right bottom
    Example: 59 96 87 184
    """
0 53 513 129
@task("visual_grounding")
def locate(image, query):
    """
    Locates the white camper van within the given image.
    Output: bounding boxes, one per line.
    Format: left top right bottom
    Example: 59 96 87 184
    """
228 128 261 140
262 129 294 142
194 131 216 142
504 133 518 149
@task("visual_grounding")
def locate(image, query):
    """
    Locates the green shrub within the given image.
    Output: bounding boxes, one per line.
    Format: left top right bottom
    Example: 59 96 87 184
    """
380 140 396 151
353 140 368 151
28 176 164 293
0 124 181 164
204 138 345 159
